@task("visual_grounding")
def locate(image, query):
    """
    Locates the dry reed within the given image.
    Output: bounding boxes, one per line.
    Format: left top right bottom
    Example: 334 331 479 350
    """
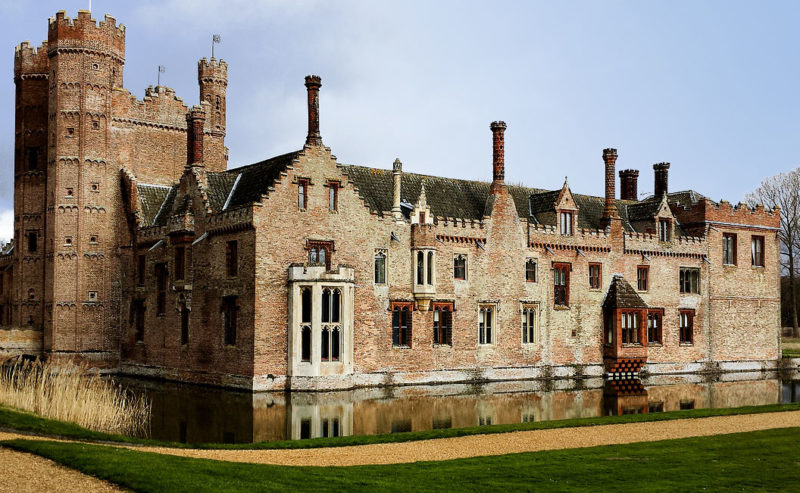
0 356 150 436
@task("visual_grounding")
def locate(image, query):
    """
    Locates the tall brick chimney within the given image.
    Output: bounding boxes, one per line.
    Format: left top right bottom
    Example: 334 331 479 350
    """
186 105 205 167
654 162 670 199
304 75 322 146
619 169 639 201
392 158 403 220
490 121 507 192
602 148 618 221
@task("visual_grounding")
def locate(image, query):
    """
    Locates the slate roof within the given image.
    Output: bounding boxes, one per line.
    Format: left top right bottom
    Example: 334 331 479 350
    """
137 184 174 226
151 185 178 227
218 151 300 210
602 275 648 310
528 190 635 231
206 172 239 211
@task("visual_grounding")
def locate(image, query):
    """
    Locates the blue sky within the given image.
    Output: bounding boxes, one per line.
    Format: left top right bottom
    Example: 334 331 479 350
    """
1 0 798 241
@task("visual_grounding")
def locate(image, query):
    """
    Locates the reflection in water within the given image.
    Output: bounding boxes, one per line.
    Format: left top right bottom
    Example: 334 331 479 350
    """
116 371 800 444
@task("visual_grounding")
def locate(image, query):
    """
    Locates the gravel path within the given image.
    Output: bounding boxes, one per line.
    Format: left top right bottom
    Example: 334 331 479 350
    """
128 410 800 466
0 447 121 492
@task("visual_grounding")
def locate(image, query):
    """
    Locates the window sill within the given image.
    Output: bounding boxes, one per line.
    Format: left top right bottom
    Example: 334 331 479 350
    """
224 344 237 349
679 343 694 347
588 288 601 292
723 264 737 268
433 343 453 348
648 342 663 347
621 343 644 348
751 266 765 270
392 345 411 349
553 305 570 310
454 278 467 282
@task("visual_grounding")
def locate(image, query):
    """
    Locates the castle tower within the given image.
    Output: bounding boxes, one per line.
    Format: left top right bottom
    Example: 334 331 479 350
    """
12 40 50 331
40 10 125 363
198 58 228 167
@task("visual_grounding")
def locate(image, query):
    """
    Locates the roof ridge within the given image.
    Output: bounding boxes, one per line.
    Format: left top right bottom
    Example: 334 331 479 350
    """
225 150 301 175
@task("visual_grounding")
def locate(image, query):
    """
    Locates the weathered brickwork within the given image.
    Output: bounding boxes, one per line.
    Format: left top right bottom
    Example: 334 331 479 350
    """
0 10 782 391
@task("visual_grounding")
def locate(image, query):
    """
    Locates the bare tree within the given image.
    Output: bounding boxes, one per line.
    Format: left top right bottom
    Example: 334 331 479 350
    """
746 169 800 337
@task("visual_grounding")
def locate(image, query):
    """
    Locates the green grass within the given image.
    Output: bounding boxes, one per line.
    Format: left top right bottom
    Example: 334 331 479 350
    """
783 348 800 358
2 402 800 450
4 427 800 492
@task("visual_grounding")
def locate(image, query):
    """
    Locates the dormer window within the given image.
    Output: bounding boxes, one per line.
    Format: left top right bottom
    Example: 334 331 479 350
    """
559 211 573 236
658 219 671 242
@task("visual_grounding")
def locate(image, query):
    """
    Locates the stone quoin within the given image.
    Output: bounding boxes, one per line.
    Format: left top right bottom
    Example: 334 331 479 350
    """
0 10 782 390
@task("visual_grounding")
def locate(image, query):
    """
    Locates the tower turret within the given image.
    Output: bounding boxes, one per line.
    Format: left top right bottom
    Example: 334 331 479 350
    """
198 58 227 135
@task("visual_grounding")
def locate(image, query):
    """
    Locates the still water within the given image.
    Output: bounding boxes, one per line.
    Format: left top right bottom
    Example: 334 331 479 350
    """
117 371 800 444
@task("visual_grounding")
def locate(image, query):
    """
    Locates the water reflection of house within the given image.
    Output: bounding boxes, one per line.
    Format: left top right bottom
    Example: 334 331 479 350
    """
133 374 789 443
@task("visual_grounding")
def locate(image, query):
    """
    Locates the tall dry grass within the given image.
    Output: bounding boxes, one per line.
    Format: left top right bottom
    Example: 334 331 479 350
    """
0 356 150 436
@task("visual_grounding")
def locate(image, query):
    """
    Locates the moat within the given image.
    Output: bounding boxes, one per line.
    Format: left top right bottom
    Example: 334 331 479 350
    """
118 371 800 444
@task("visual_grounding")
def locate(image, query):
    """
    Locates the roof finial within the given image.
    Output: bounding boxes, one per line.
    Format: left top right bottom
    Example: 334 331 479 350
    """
418 181 428 208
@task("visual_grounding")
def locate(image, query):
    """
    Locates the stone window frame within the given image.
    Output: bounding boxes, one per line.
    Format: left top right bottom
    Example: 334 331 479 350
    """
521 303 539 345
647 308 664 345
308 240 334 270
374 249 387 284
679 267 700 295
326 180 340 212
478 303 497 345
722 232 737 266
588 263 602 290
320 287 342 362
559 211 573 236
297 177 310 211
679 309 695 345
87 291 98 302
658 218 672 242
415 250 435 286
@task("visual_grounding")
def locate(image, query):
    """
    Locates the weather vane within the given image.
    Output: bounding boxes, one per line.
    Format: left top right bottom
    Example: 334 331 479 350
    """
212 34 221 58
157 65 165 87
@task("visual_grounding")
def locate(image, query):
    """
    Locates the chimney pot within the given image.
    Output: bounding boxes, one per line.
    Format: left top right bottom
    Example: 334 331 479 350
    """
490 121 507 192
653 162 670 199
619 169 639 201
392 158 403 220
602 148 619 221
304 75 322 146
186 106 206 167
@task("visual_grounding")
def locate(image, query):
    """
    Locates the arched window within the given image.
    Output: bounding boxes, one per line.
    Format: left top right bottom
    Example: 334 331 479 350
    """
416 251 424 285
331 327 340 361
321 288 342 363
479 305 494 345
454 255 467 280
301 326 311 362
301 287 311 324
321 327 330 361
427 251 434 285
522 305 537 344
392 302 413 347
374 250 386 284
525 259 537 282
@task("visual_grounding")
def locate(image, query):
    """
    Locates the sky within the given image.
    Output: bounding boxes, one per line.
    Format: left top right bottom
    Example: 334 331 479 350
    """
0 0 799 242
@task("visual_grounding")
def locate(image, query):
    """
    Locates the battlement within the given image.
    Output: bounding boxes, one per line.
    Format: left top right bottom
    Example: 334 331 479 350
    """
48 10 125 60
14 41 49 77
672 197 780 230
198 58 228 81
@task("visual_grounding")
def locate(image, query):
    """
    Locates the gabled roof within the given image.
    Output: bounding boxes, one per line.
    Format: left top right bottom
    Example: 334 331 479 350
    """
151 185 178 227
602 275 648 310
137 184 174 226
218 151 300 210
340 165 543 220
206 172 239 211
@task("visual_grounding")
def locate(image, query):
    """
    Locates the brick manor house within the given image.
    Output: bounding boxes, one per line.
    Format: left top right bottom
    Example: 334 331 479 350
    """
0 10 781 390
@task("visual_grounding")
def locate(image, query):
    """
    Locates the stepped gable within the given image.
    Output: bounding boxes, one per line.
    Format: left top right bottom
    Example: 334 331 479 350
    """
603 275 648 310
340 164 541 220
136 184 173 226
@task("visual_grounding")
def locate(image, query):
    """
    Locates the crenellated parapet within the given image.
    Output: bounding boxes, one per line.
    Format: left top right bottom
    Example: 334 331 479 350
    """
672 197 780 230
112 86 190 131
14 41 49 79
48 10 125 62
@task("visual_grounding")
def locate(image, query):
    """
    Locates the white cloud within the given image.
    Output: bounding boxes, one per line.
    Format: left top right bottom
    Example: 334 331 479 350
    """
0 209 13 244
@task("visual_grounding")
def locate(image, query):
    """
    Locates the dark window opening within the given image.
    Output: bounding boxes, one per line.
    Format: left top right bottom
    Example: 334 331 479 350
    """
155 263 168 315
522 306 537 344
298 179 308 210
225 240 238 277
723 233 737 265
427 251 434 285
680 310 694 345
132 300 145 342
374 251 386 284
27 231 37 253
392 302 413 347
454 255 467 280
308 240 333 270
416 251 424 285
679 267 700 294
26 147 38 171
479 305 494 344
647 310 663 344
300 419 311 439
553 263 570 307
433 302 453 345
301 287 312 324
222 295 239 346
174 246 185 281
751 236 765 267
328 182 338 211
180 303 189 345
301 326 311 362
621 311 641 345
321 288 341 361
589 263 601 289
637 265 649 291
658 218 671 242
525 259 537 282
137 255 146 286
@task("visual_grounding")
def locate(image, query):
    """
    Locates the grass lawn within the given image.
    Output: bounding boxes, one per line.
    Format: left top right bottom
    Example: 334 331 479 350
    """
783 337 800 358
1 402 800 450
4 427 800 492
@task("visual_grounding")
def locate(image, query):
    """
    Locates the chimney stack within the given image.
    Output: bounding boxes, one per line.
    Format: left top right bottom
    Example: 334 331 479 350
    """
392 158 403 220
619 169 639 201
186 105 206 168
602 148 619 221
304 75 322 146
490 121 507 192
653 162 670 199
